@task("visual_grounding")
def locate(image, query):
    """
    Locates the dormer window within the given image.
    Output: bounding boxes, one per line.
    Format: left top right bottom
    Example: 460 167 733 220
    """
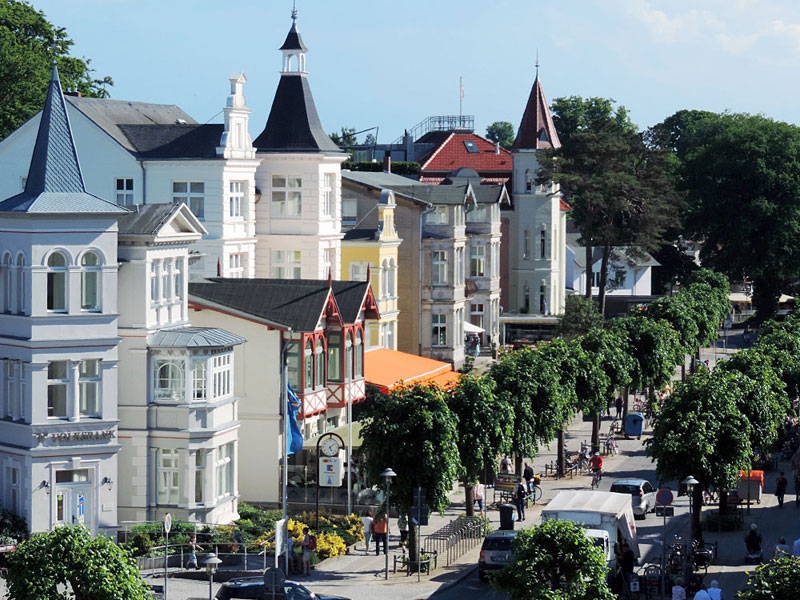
463 140 480 153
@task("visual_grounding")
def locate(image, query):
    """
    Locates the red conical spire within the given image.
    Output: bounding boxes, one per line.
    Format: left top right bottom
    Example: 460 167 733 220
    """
512 70 561 151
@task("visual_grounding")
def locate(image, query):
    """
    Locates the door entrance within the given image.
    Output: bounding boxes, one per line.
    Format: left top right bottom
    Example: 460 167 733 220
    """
54 469 92 528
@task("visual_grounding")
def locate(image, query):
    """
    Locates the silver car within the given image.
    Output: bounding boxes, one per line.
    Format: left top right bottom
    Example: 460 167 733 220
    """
478 530 518 580
610 479 657 519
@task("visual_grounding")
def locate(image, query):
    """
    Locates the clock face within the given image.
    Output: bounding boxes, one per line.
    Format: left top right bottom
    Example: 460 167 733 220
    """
321 437 340 456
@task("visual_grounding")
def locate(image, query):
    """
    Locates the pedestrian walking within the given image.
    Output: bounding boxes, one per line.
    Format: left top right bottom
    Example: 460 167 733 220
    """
373 513 389 555
708 580 725 600
693 583 711 600
615 396 623 418
301 527 316 576
776 471 788 508
186 534 203 569
606 397 612 418
774 537 791 557
514 477 526 521
398 513 408 549
671 578 686 600
361 510 373 554
792 535 800 557
500 455 511 474
473 481 485 515
523 462 534 493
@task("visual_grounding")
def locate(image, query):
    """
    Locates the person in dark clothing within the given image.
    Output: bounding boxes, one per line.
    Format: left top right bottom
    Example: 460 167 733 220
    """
776 472 788 508
523 462 534 493
620 542 635 574
615 396 623 418
745 524 762 553
514 478 526 521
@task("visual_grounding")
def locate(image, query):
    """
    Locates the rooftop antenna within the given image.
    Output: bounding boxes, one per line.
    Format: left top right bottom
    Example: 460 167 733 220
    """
535 49 539 79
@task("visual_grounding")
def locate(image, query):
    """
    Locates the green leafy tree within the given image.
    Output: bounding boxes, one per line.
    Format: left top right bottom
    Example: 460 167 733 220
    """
739 555 800 600
645 370 753 540
447 374 512 515
646 292 700 379
329 127 357 147
359 383 460 559
492 519 614 600
666 111 800 319
0 0 113 141
489 347 568 474
485 121 515 149
756 313 800 401
539 96 679 314
558 294 603 339
6 526 151 600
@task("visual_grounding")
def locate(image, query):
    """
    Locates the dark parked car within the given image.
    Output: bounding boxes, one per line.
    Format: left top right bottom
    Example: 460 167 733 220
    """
215 577 350 600
478 530 518 581
610 478 657 519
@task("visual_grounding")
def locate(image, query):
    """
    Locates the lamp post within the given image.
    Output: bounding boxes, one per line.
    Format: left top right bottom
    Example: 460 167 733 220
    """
202 553 222 600
682 476 699 542
380 468 397 580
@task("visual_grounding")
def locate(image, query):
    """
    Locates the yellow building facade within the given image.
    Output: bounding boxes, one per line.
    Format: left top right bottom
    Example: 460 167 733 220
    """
341 190 401 350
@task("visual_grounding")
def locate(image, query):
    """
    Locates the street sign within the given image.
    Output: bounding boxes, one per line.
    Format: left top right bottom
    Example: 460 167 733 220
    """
274 519 286 561
411 503 429 526
0 544 16 553
164 512 172 534
655 506 674 517
319 456 343 487
656 488 674 506
77 495 85 524
263 566 285 588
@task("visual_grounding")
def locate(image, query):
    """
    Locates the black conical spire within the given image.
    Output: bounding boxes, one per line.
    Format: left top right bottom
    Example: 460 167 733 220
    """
280 3 308 51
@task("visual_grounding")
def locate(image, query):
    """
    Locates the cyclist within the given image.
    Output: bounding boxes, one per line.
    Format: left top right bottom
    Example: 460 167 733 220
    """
589 452 604 483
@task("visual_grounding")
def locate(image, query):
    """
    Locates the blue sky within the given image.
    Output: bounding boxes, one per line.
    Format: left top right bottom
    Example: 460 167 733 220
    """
29 0 800 143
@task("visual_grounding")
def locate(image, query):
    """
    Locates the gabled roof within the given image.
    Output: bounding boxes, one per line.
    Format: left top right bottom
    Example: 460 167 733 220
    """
117 202 207 241
512 75 561 151
150 326 246 349
416 132 512 175
0 63 127 215
253 75 341 153
566 233 660 269
189 278 340 332
331 280 380 323
65 96 196 153
118 124 223 159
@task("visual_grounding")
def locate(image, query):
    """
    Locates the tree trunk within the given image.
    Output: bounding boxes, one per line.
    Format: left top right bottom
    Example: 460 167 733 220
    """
584 227 593 300
408 517 419 564
557 429 565 477
623 386 630 418
681 358 686 381
692 485 704 544
591 411 601 452
464 482 474 517
719 489 729 515
514 455 522 476
598 243 612 317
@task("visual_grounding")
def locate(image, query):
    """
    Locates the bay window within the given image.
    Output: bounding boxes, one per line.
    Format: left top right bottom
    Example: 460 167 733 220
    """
212 354 232 398
432 313 447 347
47 361 68 418
155 360 183 402
271 174 302 217
470 244 485 277
432 251 447 286
80 251 100 311
46 252 67 312
354 331 363 378
315 339 325 387
304 341 314 391
158 449 179 504
192 360 207 401
195 450 205 504
327 333 342 382
345 334 353 380
216 443 234 499
79 359 100 417
286 342 300 389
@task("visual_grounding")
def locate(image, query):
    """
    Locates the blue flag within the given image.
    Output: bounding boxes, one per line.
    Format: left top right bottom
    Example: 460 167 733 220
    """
287 384 304 455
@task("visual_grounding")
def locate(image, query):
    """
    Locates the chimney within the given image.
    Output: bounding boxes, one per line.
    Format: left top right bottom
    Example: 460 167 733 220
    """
383 151 392 173
495 141 500 155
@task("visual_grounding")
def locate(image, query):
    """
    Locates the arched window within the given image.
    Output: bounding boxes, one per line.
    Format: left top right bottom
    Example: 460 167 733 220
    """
315 338 325 387
47 252 67 312
345 332 353 380
304 340 314 392
354 330 363 378
388 259 396 298
15 254 25 314
2 253 11 313
155 360 183 401
80 251 100 311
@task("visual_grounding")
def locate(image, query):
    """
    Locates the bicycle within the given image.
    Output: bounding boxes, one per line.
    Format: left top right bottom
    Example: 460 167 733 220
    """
591 469 602 489
604 435 618 455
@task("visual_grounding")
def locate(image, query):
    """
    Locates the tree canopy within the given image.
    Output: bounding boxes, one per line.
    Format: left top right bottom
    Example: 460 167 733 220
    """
664 110 800 319
558 294 603 340
0 0 113 141
359 383 460 515
539 96 679 314
6 525 151 600
492 519 614 600
329 127 358 147
485 121 515 149
609 315 683 391
739 555 800 600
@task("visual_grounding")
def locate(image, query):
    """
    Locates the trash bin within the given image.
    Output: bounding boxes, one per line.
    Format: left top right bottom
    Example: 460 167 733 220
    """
499 504 516 530
624 413 644 438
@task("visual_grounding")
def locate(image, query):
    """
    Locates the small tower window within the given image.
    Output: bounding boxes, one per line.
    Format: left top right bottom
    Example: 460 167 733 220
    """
80 251 101 311
47 252 67 312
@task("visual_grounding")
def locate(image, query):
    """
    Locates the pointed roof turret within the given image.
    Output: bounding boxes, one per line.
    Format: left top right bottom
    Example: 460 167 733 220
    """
253 10 341 154
511 73 561 151
0 61 126 214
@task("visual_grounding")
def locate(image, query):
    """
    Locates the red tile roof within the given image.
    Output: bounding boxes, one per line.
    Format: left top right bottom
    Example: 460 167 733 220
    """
512 75 561 151
417 132 512 176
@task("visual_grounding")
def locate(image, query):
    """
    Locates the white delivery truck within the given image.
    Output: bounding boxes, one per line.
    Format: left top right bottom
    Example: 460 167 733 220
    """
541 490 640 572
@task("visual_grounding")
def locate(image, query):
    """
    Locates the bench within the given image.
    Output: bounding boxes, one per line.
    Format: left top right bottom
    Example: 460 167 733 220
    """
493 473 518 504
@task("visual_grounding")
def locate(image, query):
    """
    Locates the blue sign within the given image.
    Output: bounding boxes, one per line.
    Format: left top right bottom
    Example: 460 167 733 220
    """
77 495 84 517
656 489 674 506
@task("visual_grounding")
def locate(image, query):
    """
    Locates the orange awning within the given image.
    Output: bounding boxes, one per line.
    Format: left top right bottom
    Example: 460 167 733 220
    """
364 348 460 392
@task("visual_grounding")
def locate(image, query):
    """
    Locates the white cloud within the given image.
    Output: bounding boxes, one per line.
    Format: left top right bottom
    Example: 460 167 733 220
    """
623 0 711 42
771 19 800 52
716 32 761 54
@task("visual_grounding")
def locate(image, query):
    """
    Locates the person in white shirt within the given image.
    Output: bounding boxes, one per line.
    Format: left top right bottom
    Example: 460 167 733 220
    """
774 537 791 558
708 580 725 600
361 511 373 554
671 578 686 600
473 482 485 515
693 584 711 600
792 535 800 556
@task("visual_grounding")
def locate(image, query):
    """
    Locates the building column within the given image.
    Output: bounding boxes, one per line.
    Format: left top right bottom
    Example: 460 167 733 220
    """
69 360 81 422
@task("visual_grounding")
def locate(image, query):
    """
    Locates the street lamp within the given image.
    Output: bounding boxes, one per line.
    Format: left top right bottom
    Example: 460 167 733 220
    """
682 476 699 542
380 468 397 580
203 553 222 600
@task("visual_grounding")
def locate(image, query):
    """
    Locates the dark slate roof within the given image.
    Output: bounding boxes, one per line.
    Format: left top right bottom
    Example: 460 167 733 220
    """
189 278 334 331
253 75 342 153
0 64 126 214
150 326 246 349
331 280 370 323
342 228 378 241
279 21 308 51
566 233 660 268
118 124 223 159
117 203 181 235
342 170 504 206
65 96 196 153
